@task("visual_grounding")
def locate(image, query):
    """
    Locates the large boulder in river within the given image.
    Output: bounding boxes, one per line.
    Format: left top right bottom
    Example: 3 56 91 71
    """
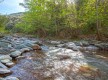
10 51 22 58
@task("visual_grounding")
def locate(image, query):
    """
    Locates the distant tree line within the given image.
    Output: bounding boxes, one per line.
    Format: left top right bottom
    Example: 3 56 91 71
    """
0 0 108 40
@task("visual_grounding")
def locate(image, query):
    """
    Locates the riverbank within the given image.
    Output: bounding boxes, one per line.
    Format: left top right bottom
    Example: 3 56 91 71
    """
0 34 108 80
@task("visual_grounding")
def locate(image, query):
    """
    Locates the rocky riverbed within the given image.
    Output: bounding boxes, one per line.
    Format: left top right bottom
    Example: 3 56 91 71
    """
0 35 108 80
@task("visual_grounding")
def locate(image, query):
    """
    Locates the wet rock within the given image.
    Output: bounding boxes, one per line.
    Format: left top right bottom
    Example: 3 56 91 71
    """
0 48 12 54
0 68 12 74
95 43 108 51
66 42 79 51
34 41 43 46
83 46 99 51
0 55 12 61
5 62 15 67
56 44 66 48
78 65 101 79
1 59 11 64
20 48 31 53
10 51 22 58
56 54 71 60
23 42 33 47
32 44 41 50
5 77 19 80
14 44 28 49
16 56 26 61
0 78 4 80
0 42 10 48
0 62 8 69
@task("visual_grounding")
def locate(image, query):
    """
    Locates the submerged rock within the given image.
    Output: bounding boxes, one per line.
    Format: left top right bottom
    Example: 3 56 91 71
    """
0 62 8 69
0 68 12 74
5 76 19 80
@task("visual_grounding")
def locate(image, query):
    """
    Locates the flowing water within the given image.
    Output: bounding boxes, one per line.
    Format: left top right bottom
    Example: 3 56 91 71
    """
7 45 108 80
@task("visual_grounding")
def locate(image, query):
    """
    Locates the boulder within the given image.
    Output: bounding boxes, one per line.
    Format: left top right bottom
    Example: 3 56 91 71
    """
10 51 22 57
32 44 41 50
0 68 12 74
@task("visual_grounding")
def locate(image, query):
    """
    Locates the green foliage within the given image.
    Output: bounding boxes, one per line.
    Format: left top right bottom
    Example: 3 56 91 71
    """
0 15 8 33
17 0 108 39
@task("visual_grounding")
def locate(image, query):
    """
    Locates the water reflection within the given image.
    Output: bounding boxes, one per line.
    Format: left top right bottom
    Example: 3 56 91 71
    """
8 46 108 80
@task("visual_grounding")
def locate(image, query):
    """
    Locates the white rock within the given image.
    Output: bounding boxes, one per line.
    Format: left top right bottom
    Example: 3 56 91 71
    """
0 68 12 74
1 59 11 64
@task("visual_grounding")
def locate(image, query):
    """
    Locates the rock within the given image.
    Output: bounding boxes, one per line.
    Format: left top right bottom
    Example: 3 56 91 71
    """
81 41 89 46
1 59 11 64
34 41 43 46
0 48 12 54
5 77 19 80
56 44 66 48
0 62 8 69
14 44 28 49
10 51 22 57
0 42 10 48
5 62 15 67
16 56 26 61
56 54 71 60
0 55 12 61
83 46 99 51
20 48 31 53
0 78 5 80
32 44 41 50
95 43 108 51
0 68 12 74
50 41 61 45
23 42 33 47
66 42 79 51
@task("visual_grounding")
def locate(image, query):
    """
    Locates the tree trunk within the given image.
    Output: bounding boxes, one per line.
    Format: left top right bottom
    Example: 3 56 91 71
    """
96 0 101 40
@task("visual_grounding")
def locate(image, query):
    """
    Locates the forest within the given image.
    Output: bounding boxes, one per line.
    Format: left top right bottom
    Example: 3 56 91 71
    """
0 0 108 40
